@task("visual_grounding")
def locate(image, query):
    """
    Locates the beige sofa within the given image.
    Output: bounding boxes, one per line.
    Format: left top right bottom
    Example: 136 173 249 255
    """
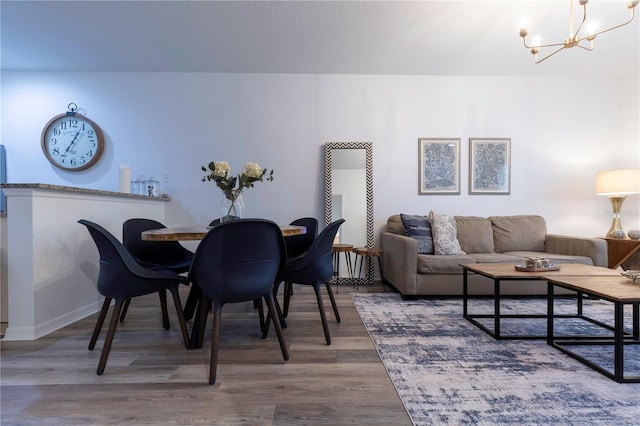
381 214 608 298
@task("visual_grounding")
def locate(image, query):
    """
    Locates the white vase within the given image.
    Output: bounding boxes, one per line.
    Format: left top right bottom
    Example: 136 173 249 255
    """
220 190 244 222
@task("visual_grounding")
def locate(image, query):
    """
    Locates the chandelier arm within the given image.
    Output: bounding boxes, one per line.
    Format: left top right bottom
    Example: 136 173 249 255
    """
522 37 566 49
575 43 594 51
534 46 567 64
571 4 588 40
588 8 636 38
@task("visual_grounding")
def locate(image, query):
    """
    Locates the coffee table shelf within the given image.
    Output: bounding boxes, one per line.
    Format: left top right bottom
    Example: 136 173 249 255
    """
546 275 640 383
461 263 621 340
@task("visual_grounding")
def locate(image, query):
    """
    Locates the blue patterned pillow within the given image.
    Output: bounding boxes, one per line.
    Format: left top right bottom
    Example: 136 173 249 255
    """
429 210 463 255
400 214 433 254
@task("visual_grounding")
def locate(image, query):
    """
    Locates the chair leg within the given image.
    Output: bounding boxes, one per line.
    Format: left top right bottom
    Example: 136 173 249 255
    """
119 298 131 322
89 297 112 350
159 290 170 330
168 287 191 349
97 299 124 375
193 294 210 350
273 290 287 329
282 281 292 317
261 310 271 340
183 285 201 321
265 294 289 361
324 281 341 323
261 294 287 339
312 284 331 345
208 308 222 385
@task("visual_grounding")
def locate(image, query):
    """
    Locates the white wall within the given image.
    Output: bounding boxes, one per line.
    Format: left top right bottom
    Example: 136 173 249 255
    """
2 72 639 241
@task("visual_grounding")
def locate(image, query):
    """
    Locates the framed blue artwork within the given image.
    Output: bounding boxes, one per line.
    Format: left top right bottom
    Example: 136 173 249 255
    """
469 138 511 195
418 138 460 195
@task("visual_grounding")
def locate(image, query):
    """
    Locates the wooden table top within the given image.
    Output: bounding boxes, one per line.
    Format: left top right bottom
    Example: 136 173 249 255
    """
545 275 640 303
460 262 620 279
141 225 306 241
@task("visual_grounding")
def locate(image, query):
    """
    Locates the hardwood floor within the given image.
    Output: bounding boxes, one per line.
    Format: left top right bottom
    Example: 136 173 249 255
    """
1 283 411 425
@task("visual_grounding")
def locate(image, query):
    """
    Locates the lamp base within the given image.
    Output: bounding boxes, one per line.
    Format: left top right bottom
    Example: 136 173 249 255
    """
606 196 627 239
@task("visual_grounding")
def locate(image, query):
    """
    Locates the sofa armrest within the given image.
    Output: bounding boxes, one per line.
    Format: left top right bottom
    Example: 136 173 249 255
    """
545 234 608 267
381 232 418 295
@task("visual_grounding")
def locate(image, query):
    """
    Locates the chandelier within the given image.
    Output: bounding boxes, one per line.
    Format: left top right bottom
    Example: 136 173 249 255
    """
519 0 639 63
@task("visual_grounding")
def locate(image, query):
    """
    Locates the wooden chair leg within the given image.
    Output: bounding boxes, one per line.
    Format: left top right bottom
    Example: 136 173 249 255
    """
313 284 331 345
159 290 170 330
273 292 287 329
119 298 131 322
265 294 289 361
168 287 191 349
282 281 292 317
89 297 112 350
208 308 222 385
97 300 124 375
183 285 201 321
324 281 341 323
261 311 271 340
194 295 210 349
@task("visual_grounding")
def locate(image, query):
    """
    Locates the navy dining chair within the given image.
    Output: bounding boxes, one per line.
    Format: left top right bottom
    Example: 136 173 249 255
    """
269 219 344 345
279 217 319 318
78 219 190 375
122 218 196 325
188 219 289 385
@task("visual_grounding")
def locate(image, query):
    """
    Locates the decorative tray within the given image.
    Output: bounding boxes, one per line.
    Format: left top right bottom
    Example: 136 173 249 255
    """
515 264 560 272
621 270 640 284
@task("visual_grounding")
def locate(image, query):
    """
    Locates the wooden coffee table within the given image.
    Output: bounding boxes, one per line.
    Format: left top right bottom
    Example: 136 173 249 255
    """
461 263 621 340
546 275 640 383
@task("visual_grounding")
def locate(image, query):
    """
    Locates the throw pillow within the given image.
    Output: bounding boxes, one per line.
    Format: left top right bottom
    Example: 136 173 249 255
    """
428 210 463 255
400 214 433 254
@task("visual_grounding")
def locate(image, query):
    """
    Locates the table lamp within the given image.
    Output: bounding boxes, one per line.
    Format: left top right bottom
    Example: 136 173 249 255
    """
595 169 640 238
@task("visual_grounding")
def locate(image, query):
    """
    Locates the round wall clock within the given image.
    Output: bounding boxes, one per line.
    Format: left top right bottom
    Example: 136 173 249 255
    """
41 103 105 171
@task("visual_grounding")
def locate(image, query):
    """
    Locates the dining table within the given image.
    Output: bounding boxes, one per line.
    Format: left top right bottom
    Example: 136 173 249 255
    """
141 222 307 348
141 224 306 241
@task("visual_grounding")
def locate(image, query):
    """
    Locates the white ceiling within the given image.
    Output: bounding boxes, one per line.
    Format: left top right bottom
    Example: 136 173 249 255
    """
1 0 639 77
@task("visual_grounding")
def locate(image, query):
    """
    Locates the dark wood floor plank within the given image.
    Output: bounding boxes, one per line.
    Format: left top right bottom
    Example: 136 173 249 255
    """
1 283 411 425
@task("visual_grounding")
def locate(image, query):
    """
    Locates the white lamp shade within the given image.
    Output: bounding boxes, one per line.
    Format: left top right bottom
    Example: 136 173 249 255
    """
595 169 640 196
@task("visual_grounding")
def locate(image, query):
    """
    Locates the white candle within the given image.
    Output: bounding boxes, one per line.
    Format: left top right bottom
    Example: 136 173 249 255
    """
119 165 131 193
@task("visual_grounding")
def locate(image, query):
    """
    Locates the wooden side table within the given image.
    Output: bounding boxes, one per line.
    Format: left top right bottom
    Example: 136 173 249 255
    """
603 237 640 270
332 244 354 291
353 247 384 291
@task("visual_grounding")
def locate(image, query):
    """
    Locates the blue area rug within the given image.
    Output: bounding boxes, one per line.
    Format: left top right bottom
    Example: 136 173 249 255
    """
352 293 640 426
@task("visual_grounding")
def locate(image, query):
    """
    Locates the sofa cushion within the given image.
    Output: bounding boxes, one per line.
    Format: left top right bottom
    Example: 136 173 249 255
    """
429 211 463 255
386 214 404 235
455 216 495 254
490 215 546 253
417 254 475 274
400 214 433 254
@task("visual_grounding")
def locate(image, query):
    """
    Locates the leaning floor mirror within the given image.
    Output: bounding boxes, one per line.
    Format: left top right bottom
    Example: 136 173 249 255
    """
324 142 373 287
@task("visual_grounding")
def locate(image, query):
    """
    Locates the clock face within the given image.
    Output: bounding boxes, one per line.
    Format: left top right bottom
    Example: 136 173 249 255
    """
41 114 104 171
